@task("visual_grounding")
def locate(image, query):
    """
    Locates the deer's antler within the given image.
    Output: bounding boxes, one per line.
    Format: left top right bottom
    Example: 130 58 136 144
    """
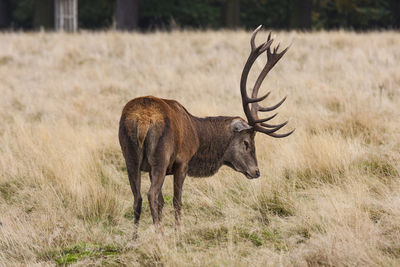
240 25 294 138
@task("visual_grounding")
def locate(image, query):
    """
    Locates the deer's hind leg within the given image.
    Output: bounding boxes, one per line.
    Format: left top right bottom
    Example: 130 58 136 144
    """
147 155 170 225
146 125 174 226
119 126 143 240
149 173 165 221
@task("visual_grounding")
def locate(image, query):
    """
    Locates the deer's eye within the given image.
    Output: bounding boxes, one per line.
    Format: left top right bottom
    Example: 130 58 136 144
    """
244 141 249 150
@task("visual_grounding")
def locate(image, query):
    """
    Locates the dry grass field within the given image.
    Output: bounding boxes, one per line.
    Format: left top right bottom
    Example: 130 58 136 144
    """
0 29 399 266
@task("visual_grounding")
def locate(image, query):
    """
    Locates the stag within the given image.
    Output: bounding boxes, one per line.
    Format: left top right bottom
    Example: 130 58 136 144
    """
119 26 293 237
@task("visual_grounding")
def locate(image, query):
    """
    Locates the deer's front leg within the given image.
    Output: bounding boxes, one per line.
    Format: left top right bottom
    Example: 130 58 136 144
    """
173 163 188 227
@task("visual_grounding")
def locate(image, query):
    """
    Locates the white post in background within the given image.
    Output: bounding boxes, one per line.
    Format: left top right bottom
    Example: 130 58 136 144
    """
73 0 77 31
55 0 77 32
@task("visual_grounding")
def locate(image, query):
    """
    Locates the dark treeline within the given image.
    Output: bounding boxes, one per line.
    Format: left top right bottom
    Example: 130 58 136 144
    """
0 0 399 30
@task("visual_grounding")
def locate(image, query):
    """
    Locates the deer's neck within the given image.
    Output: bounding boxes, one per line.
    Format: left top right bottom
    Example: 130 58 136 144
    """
187 116 236 177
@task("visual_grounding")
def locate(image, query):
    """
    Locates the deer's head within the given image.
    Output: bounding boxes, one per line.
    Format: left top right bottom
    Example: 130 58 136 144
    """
223 26 294 179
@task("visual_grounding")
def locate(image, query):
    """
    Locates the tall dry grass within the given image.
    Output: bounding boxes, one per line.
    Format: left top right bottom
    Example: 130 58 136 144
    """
0 30 399 266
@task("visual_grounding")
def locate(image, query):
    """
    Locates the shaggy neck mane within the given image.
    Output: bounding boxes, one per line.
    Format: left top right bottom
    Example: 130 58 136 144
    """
187 116 236 177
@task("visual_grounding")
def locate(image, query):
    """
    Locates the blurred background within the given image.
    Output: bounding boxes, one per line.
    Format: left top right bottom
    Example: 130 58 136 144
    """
0 0 399 32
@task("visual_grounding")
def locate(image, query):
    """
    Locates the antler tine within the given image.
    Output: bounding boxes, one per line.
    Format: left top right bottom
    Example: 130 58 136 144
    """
261 112 278 121
251 25 263 51
261 120 288 128
240 26 293 138
268 45 290 68
257 96 287 112
266 128 295 138
246 91 270 103
254 122 288 134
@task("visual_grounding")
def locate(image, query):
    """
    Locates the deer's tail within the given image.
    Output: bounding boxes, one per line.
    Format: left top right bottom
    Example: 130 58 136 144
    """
123 117 152 150
136 120 151 149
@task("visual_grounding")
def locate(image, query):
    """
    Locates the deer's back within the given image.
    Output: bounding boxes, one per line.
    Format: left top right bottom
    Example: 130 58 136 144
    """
120 96 199 169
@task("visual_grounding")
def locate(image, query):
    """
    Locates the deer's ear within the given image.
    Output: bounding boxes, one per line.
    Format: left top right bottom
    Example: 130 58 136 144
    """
231 120 252 132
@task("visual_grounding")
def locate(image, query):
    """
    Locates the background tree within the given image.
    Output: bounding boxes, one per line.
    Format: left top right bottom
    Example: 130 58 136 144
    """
33 0 53 29
116 0 139 30
9 0 33 29
0 0 10 29
78 0 114 29
392 0 400 28
314 0 392 29
290 0 312 30
240 0 291 30
222 0 240 29
137 0 220 30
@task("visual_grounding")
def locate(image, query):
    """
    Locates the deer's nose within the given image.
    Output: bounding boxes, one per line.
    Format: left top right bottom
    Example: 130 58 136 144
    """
255 170 260 178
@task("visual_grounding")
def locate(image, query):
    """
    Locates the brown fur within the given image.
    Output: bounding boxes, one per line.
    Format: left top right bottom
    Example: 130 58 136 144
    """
119 96 259 237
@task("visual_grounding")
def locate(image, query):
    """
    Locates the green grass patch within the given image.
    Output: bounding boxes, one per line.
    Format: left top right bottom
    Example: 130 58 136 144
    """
164 194 173 204
54 242 121 265
238 229 263 247
235 227 288 250
263 229 287 251
124 208 135 220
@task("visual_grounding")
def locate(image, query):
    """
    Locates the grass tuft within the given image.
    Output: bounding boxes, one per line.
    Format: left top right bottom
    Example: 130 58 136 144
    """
357 155 398 179
256 191 294 219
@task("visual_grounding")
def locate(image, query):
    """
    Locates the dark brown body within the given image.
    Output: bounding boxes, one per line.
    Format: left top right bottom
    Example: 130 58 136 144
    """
119 96 259 234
